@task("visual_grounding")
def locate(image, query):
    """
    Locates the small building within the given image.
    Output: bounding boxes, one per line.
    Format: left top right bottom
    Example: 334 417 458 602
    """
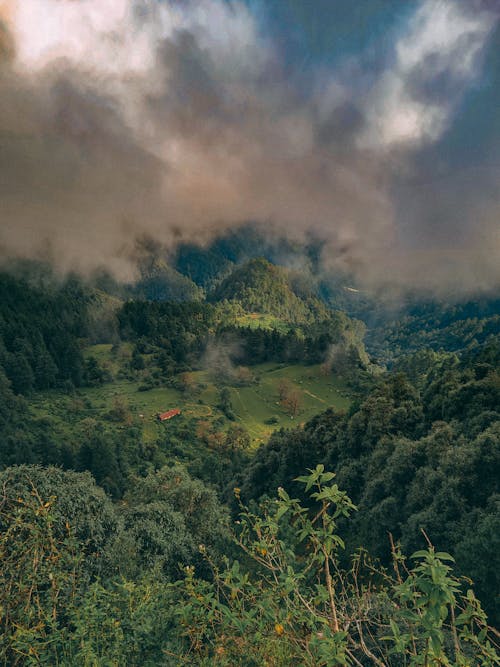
157 408 181 422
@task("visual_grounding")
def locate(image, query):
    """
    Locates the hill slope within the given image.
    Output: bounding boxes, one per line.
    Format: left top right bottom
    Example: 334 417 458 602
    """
210 258 328 324
132 258 203 302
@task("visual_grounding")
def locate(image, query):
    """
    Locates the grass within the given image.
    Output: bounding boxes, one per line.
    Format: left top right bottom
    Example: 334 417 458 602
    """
235 313 291 333
84 343 133 377
31 346 352 446
226 363 350 443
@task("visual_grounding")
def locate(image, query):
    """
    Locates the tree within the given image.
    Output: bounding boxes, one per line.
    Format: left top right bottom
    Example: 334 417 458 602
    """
0 484 81 664
224 425 250 452
5 352 35 395
107 395 133 425
33 347 58 389
284 389 302 417
218 386 235 420
0 468 177 666
0 466 118 580
84 355 109 386
278 378 293 402
180 371 197 395
109 465 231 581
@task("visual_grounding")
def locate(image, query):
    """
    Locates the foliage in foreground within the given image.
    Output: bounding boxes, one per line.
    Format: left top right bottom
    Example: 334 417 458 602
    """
174 466 498 666
0 466 498 666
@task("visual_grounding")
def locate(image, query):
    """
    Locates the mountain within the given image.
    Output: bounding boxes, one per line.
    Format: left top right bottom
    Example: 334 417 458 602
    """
173 243 235 291
173 223 318 290
132 258 203 302
209 258 329 324
365 298 500 364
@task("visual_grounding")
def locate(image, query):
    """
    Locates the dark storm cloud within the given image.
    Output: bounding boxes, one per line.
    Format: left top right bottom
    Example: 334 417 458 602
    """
0 0 498 296
0 64 166 278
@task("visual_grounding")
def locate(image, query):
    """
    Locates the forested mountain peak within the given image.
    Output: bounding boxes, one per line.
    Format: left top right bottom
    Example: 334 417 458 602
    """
210 258 327 323
132 256 203 303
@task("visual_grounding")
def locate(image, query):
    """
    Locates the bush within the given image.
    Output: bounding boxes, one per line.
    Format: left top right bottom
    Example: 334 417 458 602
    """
0 466 496 666
265 415 280 425
171 466 499 666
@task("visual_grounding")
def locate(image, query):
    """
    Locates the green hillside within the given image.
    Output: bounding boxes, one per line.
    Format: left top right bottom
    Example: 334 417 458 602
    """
29 347 352 446
173 224 313 289
366 298 500 363
133 257 203 302
210 258 329 323
1 268 498 665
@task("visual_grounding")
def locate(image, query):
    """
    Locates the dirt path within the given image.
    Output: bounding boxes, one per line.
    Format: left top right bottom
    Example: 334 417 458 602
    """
183 404 213 417
303 389 327 403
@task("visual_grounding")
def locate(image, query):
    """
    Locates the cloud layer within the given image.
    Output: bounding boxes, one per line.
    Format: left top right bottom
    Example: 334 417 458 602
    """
0 0 498 294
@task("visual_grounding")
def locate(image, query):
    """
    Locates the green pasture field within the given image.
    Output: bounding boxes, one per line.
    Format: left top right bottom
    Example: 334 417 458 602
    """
226 363 351 443
29 346 352 445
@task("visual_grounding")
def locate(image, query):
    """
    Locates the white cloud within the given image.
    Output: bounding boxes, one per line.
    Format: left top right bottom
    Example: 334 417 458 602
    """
9 0 266 78
360 0 495 149
11 0 157 73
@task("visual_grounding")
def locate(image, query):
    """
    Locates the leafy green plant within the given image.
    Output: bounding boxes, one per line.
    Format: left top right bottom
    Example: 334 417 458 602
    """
0 483 81 665
0 467 497 666
172 466 499 666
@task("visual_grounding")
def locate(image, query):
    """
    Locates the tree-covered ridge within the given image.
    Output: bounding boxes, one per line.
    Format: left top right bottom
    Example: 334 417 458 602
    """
173 223 311 291
0 273 91 394
170 229 500 362
173 241 235 290
366 299 500 363
132 256 204 303
116 294 370 380
210 258 329 324
118 300 215 361
216 311 369 376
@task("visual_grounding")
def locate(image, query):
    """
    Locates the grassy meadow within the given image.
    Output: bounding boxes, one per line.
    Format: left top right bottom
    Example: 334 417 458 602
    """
28 345 352 445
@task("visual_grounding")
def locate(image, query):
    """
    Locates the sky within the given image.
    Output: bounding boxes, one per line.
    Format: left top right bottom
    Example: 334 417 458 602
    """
0 0 499 296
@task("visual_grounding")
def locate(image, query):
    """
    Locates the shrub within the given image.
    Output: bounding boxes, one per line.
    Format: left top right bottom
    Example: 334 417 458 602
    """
171 466 499 666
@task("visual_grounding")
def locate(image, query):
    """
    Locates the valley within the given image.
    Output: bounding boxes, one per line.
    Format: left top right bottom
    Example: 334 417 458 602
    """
0 245 498 665
30 346 352 445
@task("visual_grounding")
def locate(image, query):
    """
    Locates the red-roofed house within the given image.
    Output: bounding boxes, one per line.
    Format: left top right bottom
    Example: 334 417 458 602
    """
157 408 181 422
